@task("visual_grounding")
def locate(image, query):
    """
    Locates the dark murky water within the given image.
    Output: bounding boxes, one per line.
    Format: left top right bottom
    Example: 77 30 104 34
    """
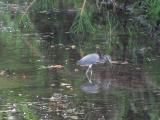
0 1 160 120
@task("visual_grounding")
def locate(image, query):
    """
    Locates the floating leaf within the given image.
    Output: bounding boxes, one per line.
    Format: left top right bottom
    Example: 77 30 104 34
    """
69 115 78 120
48 65 64 69
60 83 71 87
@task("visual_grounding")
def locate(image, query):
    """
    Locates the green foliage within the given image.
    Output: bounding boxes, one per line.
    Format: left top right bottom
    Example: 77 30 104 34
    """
104 13 119 53
19 104 39 120
66 0 82 9
19 14 35 32
32 0 56 11
70 11 95 34
139 0 160 27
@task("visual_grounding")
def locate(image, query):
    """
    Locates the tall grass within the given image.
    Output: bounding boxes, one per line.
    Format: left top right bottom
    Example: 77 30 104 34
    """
138 0 160 27
70 11 95 34
70 0 95 34
31 0 56 11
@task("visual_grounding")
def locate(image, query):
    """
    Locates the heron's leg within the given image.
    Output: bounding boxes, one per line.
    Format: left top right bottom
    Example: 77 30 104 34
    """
86 64 93 83
90 65 93 80
85 65 90 82
89 64 93 83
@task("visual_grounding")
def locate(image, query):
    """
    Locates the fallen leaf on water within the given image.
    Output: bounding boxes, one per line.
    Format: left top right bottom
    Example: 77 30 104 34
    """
48 65 64 69
50 84 56 87
66 108 76 113
69 116 78 120
53 65 64 69
49 96 56 101
70 87 73 91
50 45 55 48
70 45 76 49
111 61 128 64
38 65 47 69
121 61 128 64
60 83 71 86
65 47 70 50
136 67 141 70
22 73 26 79
111 61 119 64
74 68 79 72
66 85 72 89
18 94 22 96
0 70 5 75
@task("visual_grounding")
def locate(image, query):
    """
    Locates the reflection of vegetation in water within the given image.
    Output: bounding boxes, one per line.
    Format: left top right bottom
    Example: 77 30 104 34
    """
144 58 160 119
0 89 42 120
148 92 160 120
145 58 160 86
19 104 39 120
0 6 47 87
113 92 129 120
73 90 131 120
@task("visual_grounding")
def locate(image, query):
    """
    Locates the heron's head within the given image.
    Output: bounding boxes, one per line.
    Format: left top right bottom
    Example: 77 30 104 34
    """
103 55 112 63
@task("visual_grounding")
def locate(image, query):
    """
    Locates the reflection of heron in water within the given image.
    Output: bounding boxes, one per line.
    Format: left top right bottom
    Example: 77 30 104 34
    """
76 52 112 84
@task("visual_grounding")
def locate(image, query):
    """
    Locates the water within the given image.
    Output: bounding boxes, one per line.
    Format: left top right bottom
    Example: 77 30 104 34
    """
0 1 160 120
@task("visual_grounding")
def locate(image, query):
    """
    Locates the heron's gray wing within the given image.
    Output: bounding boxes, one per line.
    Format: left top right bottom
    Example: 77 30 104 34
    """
77 53 99 65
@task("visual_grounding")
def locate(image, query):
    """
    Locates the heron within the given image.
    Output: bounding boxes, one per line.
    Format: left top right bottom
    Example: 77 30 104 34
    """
76 53 112 84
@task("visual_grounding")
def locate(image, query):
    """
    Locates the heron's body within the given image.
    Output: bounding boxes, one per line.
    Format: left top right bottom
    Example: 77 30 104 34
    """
77 53 111 65
77 53 112 84
77 53 100 65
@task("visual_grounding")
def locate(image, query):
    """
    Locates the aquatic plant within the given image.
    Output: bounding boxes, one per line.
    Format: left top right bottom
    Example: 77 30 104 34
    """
70 0 95 34
137 0 160 28
70 11 95 34
31 0 56 11
104 12 119 53
19 104 39 120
